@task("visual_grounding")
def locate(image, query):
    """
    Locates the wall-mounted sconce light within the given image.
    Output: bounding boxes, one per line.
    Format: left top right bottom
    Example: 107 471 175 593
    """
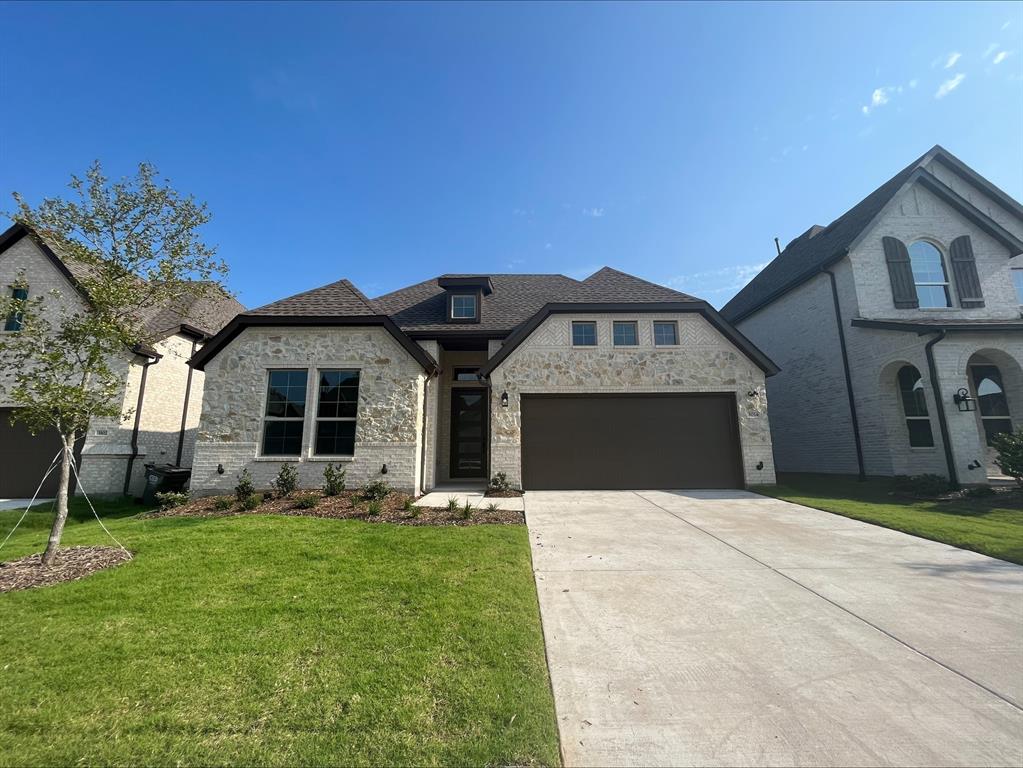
967 460 982 470
756 461 764 470
500 391 509 408
953 388 976 412
748 390 758 398
381 463 388 475
216 463 225 475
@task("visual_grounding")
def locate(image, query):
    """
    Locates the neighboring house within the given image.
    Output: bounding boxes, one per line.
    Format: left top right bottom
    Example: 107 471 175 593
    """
189 268 778 494
721 145 1023 486
0 223 244 498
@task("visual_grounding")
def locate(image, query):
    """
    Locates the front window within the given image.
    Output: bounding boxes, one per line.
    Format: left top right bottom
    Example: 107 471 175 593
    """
1013 269 1023 305
909 241 951 308
453 367 480 382
653 321 679 346
450 294 477 320
971 365 1012 446
571 321 597 346
612 321 638 346
261 369 308 456
4 287 28 332
314 369 360 455
897 365 934 448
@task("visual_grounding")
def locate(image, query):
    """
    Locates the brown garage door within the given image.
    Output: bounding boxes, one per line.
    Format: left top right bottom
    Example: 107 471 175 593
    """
0 409 79 498
520 394 743 490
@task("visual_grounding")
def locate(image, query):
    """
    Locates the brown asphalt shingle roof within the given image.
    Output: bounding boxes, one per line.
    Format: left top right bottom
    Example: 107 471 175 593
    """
248 279 379 318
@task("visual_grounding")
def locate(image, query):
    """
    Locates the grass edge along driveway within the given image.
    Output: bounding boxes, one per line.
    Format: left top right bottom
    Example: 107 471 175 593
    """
0 500 560 767
754 473 1023 565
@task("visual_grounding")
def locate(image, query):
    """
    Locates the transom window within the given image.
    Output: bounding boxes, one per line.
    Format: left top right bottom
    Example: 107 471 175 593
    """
450 294 477 320
908 241 951 308
1013 269 1023 305
261 369 308 456
453 367 480 382
612 321 638 346
653 321 679 346
897 365 934 448
971 365 1012 446
3 286 28 332
571 321 597 346
315 369 360 456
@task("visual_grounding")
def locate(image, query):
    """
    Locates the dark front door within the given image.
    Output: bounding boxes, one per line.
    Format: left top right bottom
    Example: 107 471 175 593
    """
520 393 744 490
450 389 486 478
0 408 81 498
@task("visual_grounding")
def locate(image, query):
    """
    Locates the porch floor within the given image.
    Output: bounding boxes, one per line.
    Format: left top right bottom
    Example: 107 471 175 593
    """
415 488 524 511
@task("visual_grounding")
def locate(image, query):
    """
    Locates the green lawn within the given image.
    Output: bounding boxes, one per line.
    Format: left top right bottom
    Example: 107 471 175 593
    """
755 473 1023 565
0 500 559 767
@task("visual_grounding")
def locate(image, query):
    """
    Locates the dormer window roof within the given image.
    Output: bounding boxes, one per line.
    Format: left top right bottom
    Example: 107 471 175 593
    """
437 276 494 294
439 275 491 323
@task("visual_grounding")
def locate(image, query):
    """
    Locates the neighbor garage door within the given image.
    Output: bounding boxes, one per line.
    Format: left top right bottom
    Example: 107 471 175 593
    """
520 394 743 490
0 408 75 498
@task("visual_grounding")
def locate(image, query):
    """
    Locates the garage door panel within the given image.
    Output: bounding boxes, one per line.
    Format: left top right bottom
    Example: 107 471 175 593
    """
0 408 79 498
521 394 742 490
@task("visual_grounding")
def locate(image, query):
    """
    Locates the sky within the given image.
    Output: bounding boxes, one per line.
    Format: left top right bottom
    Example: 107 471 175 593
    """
1 1 1021 309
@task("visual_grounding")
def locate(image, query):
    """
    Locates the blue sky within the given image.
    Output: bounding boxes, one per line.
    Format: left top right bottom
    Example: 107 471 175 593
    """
1 1 1021 309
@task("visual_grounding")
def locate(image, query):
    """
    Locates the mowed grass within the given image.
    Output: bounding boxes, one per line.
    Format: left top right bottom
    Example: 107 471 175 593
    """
755 473 1023 565
0 499 559 766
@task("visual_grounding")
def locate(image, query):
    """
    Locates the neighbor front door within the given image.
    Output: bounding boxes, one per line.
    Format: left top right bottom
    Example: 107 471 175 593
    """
450 389 486 478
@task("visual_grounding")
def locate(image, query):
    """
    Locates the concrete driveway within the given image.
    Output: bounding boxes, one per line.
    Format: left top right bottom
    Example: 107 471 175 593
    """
526 490 1023 767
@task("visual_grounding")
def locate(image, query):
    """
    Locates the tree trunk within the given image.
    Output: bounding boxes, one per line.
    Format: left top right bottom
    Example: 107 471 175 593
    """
41 435 74 567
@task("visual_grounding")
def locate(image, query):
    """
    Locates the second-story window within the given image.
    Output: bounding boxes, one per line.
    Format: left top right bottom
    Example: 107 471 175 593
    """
450 294 477 320
1013 269 1023 305
612 321 638 346
909 241 951 308
4 286 28 332
571 321 597 346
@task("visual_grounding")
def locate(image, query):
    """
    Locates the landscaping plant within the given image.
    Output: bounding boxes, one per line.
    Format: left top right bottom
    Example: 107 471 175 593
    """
322 463 346 496
0 162 228 565
154 492 189 510
294 493 319 510
489 472 511 493
212 496 234 511
461 501 474 520
993 429 1023 486
241 493 262 511
402 496 415 512
272 463 298 497
446 497 459 513
893 473 950 498
362 479 390 501
234 469 255 501
366 500 382 516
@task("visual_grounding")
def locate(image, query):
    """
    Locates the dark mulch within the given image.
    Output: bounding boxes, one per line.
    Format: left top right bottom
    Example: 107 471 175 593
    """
484 489 524 498
148 490 524 526
0 546 133 593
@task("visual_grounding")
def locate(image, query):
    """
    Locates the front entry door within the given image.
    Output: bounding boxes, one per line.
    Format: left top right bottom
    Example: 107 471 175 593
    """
450 389 486 478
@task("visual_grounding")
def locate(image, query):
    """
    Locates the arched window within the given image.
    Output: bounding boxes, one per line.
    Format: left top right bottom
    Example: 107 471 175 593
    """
971 365 1012 445
908 241 951 308
898 365 934 447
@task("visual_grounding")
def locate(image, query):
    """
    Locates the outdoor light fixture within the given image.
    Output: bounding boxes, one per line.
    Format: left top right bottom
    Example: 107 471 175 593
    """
748 390 757 398
967 460 982 470
381 463 388 475
953 388 976 412
756 461 764 470
217 463 225 475
500 391 509 408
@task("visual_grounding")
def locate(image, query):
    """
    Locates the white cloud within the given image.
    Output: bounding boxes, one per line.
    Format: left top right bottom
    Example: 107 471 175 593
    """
909 78 919 89
666 262 768 299
994 51 1011 64
582 207 605 218
984 42 999 59
935 73 966 99
862 86 894 115
544 243 552 250
945 51 962 68
1002 20 1012 31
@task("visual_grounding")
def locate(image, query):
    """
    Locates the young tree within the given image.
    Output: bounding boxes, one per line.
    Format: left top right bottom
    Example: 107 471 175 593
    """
1 162 227 565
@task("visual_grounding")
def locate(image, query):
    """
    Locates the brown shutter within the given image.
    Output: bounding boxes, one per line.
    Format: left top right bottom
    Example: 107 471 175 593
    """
882 236 919 309
949 235 985 308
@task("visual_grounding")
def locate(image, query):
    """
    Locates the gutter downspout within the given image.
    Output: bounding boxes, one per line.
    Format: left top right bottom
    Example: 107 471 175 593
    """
418 370 437 495
924 330 958 489
124 354 158 496
822 265 866 480
175 338 200 467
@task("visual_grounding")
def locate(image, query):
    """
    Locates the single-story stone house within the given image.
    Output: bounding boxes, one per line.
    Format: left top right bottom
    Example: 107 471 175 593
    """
190 268 778 494
0 223 244 498
721 145 1023 486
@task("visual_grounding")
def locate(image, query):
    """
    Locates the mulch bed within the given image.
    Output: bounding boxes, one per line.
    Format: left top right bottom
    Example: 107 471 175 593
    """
147 490 524 526
0 546 133 593
484 489 524 498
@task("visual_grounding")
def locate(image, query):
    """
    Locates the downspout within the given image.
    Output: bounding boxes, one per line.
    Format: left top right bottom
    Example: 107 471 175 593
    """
175 338 200 467
418 370 437 495
124 354 159 496
924 330 958 488
822 265 866 480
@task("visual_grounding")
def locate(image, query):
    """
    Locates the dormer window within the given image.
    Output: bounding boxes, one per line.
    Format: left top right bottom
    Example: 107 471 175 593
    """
450 294 477 320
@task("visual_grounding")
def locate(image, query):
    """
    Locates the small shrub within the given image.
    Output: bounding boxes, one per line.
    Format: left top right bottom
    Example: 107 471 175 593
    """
485 502 499 513
366 500 382 516
323 463 347 496
272 464 298 497
155 491 189 510
488 472 511 493
362 479 390 501
964 485 996 498
242 493 262 511
894 473 950 498
212 496 234 511
993 429 1023 487
235 469 255 501
402 496 415 512
294 493 319 509
460 500 474 520
446 496 459 513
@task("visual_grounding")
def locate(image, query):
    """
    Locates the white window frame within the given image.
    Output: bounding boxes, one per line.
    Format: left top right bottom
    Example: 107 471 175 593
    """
312 368 361 458
652 320 679 347
612 320 639 347
450 294 477 320
909 240 952 309
571 320 598 347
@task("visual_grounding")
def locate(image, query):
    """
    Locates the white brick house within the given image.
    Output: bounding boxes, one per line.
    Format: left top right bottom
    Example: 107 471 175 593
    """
190 269 778 494
0 224 244 498
721 146 1023 486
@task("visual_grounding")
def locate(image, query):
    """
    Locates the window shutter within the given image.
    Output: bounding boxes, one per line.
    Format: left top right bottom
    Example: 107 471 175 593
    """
949 235 985 308
882 236 919 309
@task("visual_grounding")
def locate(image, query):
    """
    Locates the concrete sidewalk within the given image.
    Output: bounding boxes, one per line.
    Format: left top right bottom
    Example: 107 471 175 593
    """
414 490 523 511
527 489 1023 767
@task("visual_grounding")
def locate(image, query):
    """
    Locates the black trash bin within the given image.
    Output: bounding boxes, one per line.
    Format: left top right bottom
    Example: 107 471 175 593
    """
141 464 192 506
